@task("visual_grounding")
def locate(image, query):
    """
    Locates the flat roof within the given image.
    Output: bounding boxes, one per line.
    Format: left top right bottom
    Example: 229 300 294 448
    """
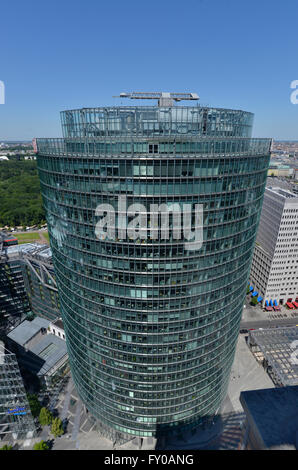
240 386 298 449
29 334 67 377
0 232 18 242
7 317 50 346
266 186 298 200
5 242 41 256
5 242 52 262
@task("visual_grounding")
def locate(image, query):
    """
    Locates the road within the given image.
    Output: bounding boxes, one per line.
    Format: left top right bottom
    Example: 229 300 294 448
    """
240 316 298 330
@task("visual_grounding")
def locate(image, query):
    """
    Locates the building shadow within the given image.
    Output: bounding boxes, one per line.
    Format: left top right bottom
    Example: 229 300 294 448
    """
155 411 245 450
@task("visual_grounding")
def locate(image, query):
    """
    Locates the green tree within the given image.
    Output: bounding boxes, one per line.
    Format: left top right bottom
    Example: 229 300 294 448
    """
0 444 13 450
27 394 42 418
51 417 64 438
250 296 258 306
33 440 49 450
39 407 53 426
0 160 45 227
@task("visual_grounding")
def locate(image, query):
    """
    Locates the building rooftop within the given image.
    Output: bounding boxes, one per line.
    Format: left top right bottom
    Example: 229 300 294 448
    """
5 242 52 262
52 318 64 330
267 186 298 199
7 316 67 378
0 231 18 246
266 176 294 190
7 317 50 347
240 386 298 449
29 333 67 377
249 327 298 386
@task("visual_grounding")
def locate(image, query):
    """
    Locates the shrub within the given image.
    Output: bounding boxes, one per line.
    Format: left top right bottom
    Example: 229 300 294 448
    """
39 407 53 426
33 440 49 450
51 417 64 438
250 296 258 306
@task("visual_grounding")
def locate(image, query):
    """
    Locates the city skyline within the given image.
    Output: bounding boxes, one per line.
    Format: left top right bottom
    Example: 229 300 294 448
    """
0 0 298 140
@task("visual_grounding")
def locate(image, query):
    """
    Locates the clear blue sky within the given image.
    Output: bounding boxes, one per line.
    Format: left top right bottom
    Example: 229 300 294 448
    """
0 0 297 140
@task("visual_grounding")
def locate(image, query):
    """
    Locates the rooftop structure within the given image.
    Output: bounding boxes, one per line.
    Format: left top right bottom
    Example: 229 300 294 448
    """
114 91 199 107
48 317 65 341
240 386 298 449
0 232 18 251
52 318 64 330
248 326 298 387
6 317 68 386
26 333 67 378
7 317 50 347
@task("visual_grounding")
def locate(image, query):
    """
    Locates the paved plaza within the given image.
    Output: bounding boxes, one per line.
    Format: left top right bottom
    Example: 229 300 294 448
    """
12 331 274 450
241 296 298 324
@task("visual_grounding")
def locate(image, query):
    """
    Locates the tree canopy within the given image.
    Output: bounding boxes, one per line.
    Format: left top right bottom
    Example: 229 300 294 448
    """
39 407 53 426
27 393 42 418
33 440 50 450
0 160 45 227
51 417 64 438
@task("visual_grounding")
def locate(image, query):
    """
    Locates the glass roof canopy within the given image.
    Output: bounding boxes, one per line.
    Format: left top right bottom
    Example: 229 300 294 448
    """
60 106 254 139
249 327 298 386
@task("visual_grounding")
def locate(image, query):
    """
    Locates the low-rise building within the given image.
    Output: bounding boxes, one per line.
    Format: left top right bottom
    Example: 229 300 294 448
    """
268 163 291 177
240 386 298 450
6 317 68 386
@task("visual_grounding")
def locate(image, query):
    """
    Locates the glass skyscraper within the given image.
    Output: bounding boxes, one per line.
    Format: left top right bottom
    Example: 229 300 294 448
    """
36 96 271 440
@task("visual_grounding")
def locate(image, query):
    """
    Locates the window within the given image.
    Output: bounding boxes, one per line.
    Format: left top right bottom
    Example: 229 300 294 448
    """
149 144 158 154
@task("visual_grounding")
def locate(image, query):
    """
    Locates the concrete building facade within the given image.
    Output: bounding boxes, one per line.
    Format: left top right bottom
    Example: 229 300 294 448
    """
249 187 298 307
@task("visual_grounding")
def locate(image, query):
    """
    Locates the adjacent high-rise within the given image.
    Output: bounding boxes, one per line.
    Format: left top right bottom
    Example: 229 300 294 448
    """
0 233 30 334
36 93 271 440
249 186 298 307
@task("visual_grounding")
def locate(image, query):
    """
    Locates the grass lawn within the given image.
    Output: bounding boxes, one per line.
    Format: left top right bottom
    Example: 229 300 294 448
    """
14 231 49 244
43 231 50 243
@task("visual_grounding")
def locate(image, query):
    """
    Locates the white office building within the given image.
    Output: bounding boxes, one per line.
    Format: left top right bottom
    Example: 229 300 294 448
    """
249 187 298 307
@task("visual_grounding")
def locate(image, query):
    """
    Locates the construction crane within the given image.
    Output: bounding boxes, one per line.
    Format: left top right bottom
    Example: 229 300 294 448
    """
113 92 199 107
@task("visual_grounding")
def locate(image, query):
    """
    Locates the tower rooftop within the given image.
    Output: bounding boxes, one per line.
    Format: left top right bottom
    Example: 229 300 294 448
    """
113 91 199 107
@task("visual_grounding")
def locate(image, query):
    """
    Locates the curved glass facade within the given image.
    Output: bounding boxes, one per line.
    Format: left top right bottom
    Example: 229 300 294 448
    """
36 105 271 438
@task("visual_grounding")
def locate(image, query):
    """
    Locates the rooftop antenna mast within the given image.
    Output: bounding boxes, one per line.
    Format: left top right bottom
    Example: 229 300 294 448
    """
113 92 199 107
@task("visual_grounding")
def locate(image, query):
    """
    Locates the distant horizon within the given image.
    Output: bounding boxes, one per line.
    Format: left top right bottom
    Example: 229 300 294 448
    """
2 139 298 144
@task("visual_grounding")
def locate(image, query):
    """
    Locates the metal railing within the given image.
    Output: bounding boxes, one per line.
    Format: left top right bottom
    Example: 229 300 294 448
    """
36 137 271 158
